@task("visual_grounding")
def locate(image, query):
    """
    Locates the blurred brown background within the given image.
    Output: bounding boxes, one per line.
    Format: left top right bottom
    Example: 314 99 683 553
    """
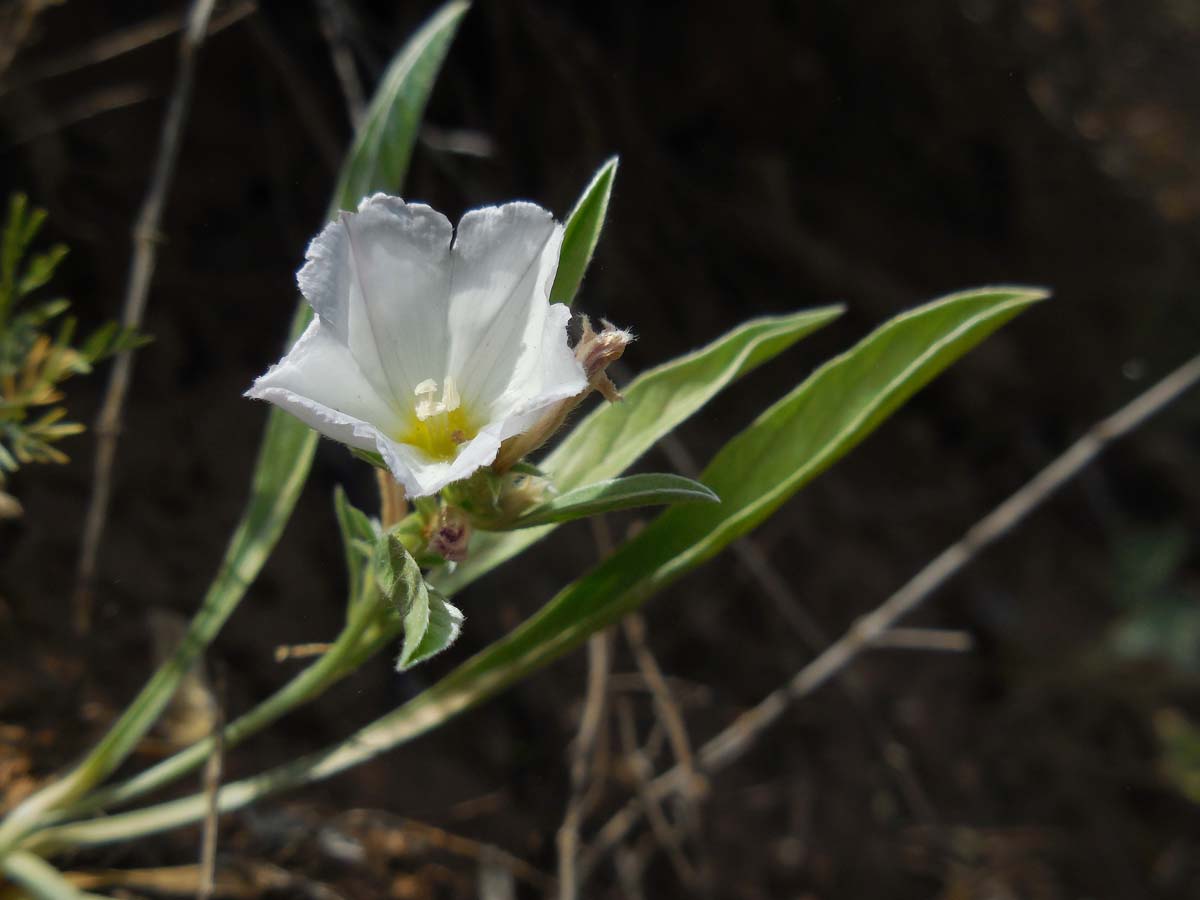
2 1 1199 897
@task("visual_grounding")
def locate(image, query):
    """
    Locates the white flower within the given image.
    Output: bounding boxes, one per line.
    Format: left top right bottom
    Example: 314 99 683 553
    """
246 194 587 498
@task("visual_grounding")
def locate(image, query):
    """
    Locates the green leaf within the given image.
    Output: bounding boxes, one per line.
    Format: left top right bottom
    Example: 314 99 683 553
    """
16 298 69 327
374 533 428 668
374 533 461 670
435 305 842 595
334 486 378 608
78 321 116 360
512 473 718 529
332 1 469 211
76 322 150 363
2 850 95 900
0 194 49 326
401 587 464 671
550 156 618 306
29 288 1043 853
0 3 471 833
17 244 68 296
374 532 425 614
383 288 1046 748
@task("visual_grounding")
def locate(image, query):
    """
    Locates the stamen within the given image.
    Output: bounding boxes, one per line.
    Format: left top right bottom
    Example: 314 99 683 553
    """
402 377 478 459
442 377 461 412
414 379 445 421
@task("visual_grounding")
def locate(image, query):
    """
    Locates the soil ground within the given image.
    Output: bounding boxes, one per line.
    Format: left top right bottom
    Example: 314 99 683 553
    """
2 1 1199 897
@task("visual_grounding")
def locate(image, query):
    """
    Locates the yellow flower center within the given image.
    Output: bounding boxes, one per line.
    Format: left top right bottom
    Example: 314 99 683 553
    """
398 377 478 461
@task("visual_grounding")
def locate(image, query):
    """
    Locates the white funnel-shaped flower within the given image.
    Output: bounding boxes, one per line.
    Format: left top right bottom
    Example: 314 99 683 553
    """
247 194 587 497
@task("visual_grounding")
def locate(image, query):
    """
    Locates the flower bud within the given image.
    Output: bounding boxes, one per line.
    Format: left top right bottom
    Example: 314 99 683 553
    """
575 315 634 402
427 505 472 563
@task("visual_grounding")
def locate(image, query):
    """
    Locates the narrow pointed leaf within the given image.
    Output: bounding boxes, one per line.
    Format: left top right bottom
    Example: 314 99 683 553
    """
512 473 718 529
33 289 1045 853
435 305 842 594
334 486 377 609
333 1 469 210
551 156 618 306
17 244 68 296
1 2 471 825
2 850 92 900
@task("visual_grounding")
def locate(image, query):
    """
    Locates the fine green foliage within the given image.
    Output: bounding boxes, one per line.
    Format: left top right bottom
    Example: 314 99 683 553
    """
512 473 718 529
436 306 843 595
0 3 471 844
26 288 1044 854
550 156 618 306
0 194 145 491
375 533 462 670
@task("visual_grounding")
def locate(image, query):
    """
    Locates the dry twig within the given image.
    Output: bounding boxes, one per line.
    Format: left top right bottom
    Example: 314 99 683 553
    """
334 810 555 893
872 627 974 653
556 629 612 900
621 614 695 783
0 2 255 96
657 424 938 824
614 697 699 887
581 350 1200 874
274 642 334 663
245 15 341 173
72 0 222 633
197 666 226 900
315 0 366 129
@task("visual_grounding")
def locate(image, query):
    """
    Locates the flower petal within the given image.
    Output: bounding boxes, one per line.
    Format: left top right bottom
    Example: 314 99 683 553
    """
446 203 565 411
375 425 505 498
300 194 453 408
245 317 398 451
491 301 587 440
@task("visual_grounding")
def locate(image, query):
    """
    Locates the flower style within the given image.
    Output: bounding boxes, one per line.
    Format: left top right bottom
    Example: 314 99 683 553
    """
247 194 588 497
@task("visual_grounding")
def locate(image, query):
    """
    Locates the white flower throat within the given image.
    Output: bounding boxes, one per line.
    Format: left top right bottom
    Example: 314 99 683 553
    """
402 377 477 461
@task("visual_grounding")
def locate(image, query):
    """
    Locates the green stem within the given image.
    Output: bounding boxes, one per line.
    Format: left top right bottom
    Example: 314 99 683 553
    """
0 416 317 857
0 0 470 856
52 587 392 823
1 850 100 900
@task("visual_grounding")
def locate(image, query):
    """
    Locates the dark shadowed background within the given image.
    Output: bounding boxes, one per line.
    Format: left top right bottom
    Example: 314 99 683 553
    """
2 1 1199 897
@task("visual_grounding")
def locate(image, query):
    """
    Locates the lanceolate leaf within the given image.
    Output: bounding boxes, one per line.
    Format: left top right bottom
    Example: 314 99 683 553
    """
435 305 843 595
550 156 618 306
2 2 471 822
349 288 1046 769
333 2 470 211
511 473 718 529
334 486 378 611
36 289 1043 852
